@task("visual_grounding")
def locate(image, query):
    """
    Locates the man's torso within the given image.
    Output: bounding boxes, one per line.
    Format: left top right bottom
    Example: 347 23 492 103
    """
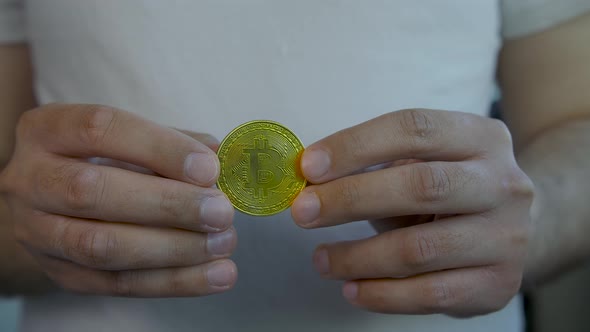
22 1 523 331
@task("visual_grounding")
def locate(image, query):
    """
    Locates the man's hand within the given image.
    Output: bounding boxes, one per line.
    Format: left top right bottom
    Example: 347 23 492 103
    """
0 103 237 297
291 109 534 317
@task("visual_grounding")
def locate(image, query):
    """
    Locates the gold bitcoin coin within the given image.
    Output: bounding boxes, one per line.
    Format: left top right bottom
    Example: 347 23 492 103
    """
216 120 307 216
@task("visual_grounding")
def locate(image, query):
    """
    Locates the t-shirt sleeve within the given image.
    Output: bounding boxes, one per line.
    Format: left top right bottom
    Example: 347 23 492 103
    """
501 0 590 39
0 0 25 43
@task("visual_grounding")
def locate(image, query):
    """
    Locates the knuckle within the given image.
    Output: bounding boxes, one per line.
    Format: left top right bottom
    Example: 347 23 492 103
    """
489 119 513 146
502 166 535 201
497 275 522 306
421 279 458 313
335 178 362 210
159 188 191 219
398 109 439 149
402 230 441 270
15 109 39 141
507 222 531 252
490 265 522 291
340 128 370 161
63 223 119 268
483 267 521 313
79 105 117 148
166 268 189 295
64 167 105 212
36 163 72 196
506 272 523 296
409 163 454 203
168 236 191 265
113 271 135 297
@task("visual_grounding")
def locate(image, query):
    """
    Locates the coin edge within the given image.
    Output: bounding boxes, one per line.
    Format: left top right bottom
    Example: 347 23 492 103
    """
216 120 307 217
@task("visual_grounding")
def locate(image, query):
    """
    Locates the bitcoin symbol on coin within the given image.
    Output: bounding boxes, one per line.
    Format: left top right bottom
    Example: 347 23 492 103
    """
217 121 306 216
244 138 285 199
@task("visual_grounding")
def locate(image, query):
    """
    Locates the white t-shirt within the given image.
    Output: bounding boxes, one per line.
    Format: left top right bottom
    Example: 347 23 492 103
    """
2 1 589 332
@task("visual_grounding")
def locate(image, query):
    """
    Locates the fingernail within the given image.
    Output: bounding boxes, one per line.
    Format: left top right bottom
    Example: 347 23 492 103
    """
313 248 330 274
292 191 321 226
302 149 331 180
207 228 236 256
200 195 234 230
184 152 219 185
342 282 358 301
207 262 236 288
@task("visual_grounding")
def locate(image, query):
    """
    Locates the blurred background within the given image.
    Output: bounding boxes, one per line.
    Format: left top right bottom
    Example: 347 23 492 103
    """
528 263 590 332
0 299 19 331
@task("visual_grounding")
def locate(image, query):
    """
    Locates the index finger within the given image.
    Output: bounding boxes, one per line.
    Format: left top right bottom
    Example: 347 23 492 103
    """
22 104 219 186
301 109 511 184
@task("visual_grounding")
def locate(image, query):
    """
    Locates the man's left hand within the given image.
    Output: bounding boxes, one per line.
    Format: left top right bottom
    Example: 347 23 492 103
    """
292 109 534 317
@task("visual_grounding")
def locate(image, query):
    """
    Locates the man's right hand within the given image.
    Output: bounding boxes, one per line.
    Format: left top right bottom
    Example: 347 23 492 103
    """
0 103 237 297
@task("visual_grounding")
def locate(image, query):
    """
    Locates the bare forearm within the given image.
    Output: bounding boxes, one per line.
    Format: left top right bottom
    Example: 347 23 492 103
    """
518 117 590 289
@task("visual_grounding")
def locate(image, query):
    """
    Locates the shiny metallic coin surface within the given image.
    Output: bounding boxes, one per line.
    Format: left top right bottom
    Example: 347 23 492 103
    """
216 120 306 216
